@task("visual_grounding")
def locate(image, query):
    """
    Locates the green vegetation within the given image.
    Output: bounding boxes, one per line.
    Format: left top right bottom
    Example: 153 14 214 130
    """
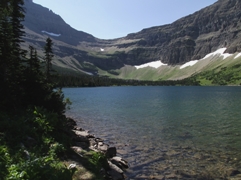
194 63 241 85
0 108 74 180
0 1 108 179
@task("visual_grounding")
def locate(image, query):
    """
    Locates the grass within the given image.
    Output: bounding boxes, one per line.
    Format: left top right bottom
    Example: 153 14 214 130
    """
100 52 241 85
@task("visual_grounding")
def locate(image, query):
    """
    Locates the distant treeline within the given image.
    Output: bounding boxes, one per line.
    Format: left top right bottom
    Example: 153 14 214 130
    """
57 74 201 87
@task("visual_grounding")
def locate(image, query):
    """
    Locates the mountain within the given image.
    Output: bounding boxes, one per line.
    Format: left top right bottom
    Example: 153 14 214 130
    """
22 0 241 82
124 0 241 65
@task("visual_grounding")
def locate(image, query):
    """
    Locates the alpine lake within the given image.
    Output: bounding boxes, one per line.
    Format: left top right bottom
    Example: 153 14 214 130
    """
63 86 241 179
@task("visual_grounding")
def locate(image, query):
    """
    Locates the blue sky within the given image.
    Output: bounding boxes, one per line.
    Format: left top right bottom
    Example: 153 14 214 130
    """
33 0 217 39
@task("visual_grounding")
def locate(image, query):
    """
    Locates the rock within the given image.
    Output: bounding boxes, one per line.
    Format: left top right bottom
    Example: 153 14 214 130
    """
73 130 89 137
150 175 165 180
106 147 117 158
166 150 180 157
110 156 129 169
71 146 84 154
165 173 180 179
98 143 109 152
66 117 77 129
64 117 128 179
95 138 104 142
88 138 97 147
227 168 241 176
107 161 124 180
74 127 85 131
68 163 76 169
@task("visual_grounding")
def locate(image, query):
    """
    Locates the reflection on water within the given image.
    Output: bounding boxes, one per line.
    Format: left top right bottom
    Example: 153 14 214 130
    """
64 86 241 179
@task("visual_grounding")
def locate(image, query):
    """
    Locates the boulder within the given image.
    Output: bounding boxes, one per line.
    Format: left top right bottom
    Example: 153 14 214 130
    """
98 143 109 152
106 147 117 158
110 156 129 169
107 161 124 180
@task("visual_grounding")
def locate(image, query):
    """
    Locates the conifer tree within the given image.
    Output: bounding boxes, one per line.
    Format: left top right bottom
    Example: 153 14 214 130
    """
0 0 26 110
44 37 54 82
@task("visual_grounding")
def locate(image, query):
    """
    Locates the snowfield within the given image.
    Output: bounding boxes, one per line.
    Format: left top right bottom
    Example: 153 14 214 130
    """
41 30 61 37
180 60 198 69
235 52 241 59
202 48 232 60
180 48 233 69
134 48 238 71
135 60 167 69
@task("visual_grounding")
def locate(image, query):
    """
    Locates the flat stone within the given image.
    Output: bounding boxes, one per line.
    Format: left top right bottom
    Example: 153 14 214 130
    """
110 156 129 169
107 161 124 180
73 130 89 137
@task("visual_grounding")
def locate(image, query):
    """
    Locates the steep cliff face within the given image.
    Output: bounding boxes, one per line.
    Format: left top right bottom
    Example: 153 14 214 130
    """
22 0 241 71
124 0 241 65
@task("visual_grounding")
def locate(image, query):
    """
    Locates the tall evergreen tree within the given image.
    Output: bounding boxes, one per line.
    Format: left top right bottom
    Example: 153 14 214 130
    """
0 0 26 110
44 37 54 82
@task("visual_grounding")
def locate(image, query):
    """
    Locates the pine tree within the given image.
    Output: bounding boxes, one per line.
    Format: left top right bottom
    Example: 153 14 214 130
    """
44 37 54 82
0 0 26 110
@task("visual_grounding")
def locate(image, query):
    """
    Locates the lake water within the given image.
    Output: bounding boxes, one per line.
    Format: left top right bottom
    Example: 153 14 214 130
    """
63 86 241 179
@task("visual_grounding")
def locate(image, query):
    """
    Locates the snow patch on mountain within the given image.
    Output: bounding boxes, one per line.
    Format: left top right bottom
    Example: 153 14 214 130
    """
203 48 232 60
100 48 105 52
234 52 241 59
41 30 61 37
135 60 167 69
180 48 235 69
180 60 198 69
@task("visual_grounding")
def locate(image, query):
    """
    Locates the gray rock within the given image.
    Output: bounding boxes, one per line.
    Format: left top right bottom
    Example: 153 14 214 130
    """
107 161 124 180
110 156 129 169
73 130 89 137
98 143 109 152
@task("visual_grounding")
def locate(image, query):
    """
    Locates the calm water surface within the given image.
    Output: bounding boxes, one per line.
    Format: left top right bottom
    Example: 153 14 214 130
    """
63 86 241 179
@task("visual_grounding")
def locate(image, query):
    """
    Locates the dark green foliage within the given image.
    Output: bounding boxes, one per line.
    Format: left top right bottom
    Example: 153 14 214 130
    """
0 109 74 180
192 63 241 85
0 1 74 179
44 37 54 82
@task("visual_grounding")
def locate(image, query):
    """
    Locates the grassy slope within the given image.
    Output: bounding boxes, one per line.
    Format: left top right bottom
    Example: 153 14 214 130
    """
98 52 241 85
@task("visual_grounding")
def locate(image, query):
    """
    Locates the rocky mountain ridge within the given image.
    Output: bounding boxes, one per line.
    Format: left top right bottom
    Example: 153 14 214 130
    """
22 0 241 76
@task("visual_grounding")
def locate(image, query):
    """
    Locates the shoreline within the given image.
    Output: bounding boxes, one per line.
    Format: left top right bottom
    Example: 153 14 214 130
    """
65 117 129 180
65 116 241 180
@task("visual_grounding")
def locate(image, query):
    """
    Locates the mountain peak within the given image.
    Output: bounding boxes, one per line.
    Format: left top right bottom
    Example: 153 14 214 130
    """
23 1 96 46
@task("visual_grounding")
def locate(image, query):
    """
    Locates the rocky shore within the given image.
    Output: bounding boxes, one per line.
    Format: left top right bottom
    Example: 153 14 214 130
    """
64 117 241 180
65 117 129 180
